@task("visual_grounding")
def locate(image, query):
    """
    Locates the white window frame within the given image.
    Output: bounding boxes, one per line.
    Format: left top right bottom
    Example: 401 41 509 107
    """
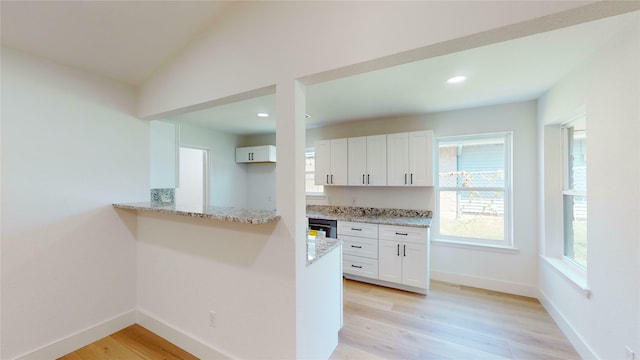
305 147 325 198
434 132 513 249
561 116 587 273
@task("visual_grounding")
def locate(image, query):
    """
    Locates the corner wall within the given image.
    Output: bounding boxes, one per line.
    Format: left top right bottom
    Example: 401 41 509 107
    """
0 47 148 359
537 12 640 359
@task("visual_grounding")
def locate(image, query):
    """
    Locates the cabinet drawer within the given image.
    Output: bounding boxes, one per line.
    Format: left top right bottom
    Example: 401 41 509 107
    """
341 235 378 259
379 225 428 245
338 221 378 239
343 255 378 279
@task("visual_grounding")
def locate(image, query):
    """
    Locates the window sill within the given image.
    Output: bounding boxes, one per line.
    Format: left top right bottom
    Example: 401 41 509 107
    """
432 239 519 254
541 256 591 298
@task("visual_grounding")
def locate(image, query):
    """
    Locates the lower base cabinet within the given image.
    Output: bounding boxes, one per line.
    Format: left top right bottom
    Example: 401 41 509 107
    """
341 221 430 294
378 240 427 289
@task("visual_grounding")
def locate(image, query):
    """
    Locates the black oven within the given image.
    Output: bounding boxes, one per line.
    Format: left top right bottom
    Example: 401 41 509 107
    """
307 218 337 239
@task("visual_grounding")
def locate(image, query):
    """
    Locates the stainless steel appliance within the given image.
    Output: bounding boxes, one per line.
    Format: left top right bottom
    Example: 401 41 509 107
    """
307 218 337 238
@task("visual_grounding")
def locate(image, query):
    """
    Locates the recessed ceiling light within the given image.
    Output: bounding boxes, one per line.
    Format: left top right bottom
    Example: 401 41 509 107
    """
257 112 269 118
447 75 467 84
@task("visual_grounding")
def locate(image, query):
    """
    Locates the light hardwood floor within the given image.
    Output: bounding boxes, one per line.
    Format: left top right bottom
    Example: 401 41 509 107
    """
60 279 579 360
58 324 197 360
331 279 580 360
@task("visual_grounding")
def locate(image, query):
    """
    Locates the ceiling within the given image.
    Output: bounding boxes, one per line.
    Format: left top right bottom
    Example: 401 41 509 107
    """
0 1 232 85
1 2 636 135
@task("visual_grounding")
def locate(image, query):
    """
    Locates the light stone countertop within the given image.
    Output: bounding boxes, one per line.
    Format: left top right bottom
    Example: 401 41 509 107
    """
307 236 341 266
306 205 431 228
113 202 280 224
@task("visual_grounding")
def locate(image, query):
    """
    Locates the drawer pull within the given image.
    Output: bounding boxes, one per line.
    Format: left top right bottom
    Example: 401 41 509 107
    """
351 228 362 231
395 232 408 236
351 245 362 248
351 264 363 269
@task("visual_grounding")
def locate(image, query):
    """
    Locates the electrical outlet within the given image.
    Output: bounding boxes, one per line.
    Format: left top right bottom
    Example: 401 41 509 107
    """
626 346 635 360
209 311 216 328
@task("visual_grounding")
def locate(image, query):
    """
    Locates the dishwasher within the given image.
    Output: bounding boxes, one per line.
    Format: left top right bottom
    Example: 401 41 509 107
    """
307 218 337 239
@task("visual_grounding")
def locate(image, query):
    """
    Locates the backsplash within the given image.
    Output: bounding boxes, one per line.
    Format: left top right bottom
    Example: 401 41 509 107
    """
306 205 431 218
151 188 175 205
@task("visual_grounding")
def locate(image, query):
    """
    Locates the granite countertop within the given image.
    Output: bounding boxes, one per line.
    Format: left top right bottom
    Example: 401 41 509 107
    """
306 205 432 228
307 236 341 266
113 202 280 224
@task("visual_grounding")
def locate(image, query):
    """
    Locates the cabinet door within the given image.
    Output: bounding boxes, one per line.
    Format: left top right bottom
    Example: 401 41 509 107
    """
348 137 367 186
314 140 331 185
236 147 253 163
330 138 348 185
378 240 402 284
402 242 428 288
250 145 276 163
367 135 387 186
409 130 433 186
386 133 409 186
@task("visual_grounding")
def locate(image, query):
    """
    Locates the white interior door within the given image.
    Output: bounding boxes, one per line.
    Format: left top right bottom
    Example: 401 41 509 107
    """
175 147 208 208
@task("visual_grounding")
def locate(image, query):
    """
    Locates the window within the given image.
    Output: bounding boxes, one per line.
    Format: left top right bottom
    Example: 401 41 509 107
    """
305 148 325 196
562 120 587 268
436 133 512 247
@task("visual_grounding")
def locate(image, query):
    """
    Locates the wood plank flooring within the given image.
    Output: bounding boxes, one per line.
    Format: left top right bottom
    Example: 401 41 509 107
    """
330 279 580 360
60 279 579 360
58 324 197 360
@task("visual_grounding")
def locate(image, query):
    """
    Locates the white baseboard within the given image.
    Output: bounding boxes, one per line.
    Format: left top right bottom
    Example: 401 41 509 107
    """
136 308 233 360
430 270 538 298
537 289 599 360
14 310 136 360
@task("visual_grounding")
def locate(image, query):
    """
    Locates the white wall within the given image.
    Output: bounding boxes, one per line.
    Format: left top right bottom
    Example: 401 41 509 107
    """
537 12 640 359
0 47 148 359
308 101 539 296
138 1 592 118
135 212 294 359
178 123 247 208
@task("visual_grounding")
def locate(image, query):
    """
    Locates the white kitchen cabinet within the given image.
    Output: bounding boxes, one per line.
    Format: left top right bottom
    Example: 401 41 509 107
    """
378 225 429 290
348 135 387 186
236 145 276 163
339 221 379 279
314 138 348 186
387 130 434 186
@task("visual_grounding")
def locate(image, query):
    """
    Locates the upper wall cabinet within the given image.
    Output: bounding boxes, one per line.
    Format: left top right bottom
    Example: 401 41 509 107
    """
236 145 276 163
348 135 387 186
315 138 348 186
387 130 433 186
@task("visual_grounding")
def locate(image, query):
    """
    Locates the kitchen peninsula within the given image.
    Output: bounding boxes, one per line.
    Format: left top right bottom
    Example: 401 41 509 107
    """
113 201 280 224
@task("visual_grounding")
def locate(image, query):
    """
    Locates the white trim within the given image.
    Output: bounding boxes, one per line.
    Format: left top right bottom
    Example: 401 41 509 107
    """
541 256 591 298
13 310 136 360
432 239 519 254
538 288 598 360
431 269 537 298
136 308 234 360
434 132 513 248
